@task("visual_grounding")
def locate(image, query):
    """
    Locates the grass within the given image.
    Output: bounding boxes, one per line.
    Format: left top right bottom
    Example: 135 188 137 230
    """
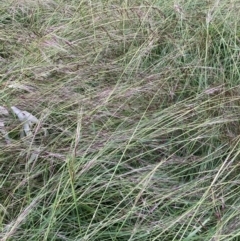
0 0 240 240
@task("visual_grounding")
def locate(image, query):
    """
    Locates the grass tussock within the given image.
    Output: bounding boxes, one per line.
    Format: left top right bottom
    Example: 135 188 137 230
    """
1 0 240 240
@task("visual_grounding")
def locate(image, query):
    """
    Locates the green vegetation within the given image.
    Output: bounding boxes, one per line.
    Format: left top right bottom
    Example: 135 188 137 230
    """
1 0 240 240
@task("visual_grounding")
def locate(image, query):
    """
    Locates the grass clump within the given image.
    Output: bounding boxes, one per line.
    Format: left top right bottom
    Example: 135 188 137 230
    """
1 0 240 240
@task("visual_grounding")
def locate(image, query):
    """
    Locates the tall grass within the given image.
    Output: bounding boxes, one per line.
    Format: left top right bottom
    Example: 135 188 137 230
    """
0 0 240 240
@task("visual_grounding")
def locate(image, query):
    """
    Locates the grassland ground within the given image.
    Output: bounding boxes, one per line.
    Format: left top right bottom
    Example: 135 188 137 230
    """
0 0 240 240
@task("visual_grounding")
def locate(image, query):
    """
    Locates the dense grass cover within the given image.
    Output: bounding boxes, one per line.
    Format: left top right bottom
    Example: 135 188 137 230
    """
0 0 240 240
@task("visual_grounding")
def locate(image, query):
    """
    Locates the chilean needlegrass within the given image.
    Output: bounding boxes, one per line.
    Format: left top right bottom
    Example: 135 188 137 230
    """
1 0 240 240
